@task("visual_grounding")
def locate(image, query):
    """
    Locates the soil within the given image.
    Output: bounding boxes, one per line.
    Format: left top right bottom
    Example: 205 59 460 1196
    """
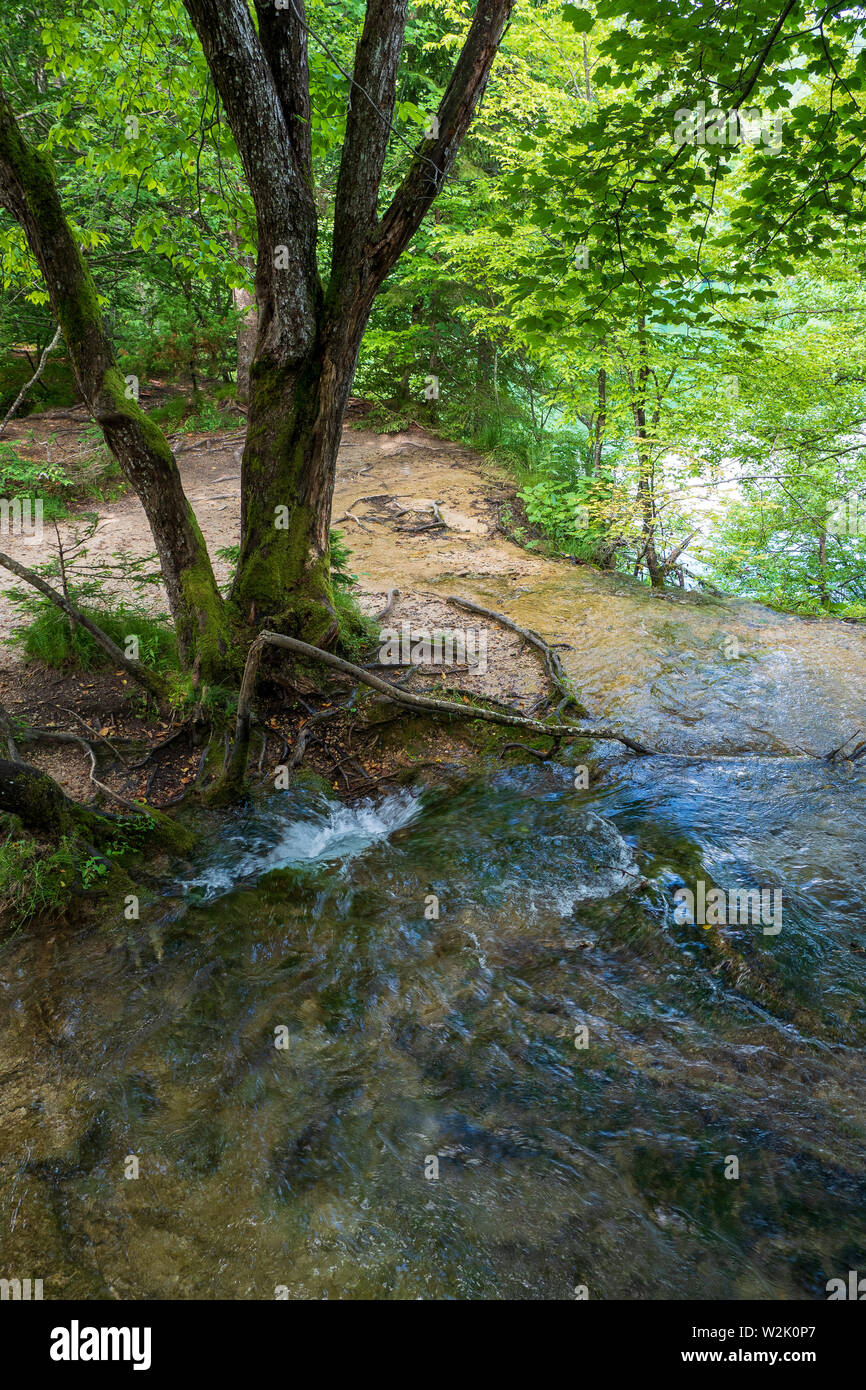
0 400 560 807
1 396 864 813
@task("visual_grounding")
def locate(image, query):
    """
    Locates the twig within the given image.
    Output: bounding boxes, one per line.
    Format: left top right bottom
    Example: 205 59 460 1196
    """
0 324 63 435
824 728 864 761
25 727 147 812
56 706 130 766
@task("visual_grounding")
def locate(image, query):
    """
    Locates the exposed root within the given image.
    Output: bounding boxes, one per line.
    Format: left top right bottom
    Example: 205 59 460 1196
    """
375 587 400 621
214 629 652 798
444 593 585 714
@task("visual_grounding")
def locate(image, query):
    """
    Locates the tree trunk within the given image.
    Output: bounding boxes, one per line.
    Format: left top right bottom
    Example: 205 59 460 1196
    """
184 0 515 645
233 286 258 404
0 758 114 841
231 318 366 642
633 323 665 589
473 334 494 436
0 86 227 680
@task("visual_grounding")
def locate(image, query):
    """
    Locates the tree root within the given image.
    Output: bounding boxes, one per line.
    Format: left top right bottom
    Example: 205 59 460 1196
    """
212 629 651 799
444 594 586 714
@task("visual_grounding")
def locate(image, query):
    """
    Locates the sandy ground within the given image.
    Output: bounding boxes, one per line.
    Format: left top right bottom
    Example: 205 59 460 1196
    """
1 400 865 800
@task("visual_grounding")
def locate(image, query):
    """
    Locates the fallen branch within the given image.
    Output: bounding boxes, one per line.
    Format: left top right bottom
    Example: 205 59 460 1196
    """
824 728 865 762
0 550 168 702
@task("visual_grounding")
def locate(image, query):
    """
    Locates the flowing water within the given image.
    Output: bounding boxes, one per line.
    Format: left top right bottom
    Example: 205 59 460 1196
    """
2 556 866 1300
2 746 866 1300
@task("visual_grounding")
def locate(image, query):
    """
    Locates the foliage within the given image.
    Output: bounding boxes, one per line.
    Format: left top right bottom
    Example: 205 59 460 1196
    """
8 590 179 672
2 0 866 625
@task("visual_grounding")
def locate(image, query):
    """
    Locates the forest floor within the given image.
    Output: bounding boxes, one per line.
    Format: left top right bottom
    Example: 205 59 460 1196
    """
1 397 865 810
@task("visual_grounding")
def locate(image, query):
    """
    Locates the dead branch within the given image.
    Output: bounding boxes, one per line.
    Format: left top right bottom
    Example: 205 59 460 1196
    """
0 323 63 435
22 726 146 812
0 549 168 702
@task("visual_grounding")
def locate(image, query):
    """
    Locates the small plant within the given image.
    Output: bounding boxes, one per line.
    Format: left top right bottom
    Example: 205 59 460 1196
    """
329 528 358 588
0 824 77 931
8 590 179 673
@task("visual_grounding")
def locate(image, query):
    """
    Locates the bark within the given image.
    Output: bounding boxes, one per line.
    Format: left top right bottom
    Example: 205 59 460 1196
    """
0 757 117 841
0 85 226 680
184 0 515 642
473 334 494 436
590 366 606 474
632 322 665 589
232 285 258 404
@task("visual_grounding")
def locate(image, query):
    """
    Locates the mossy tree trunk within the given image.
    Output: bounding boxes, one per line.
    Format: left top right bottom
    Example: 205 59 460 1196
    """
0 758 118 843
0 86 227 682
184 0 515 643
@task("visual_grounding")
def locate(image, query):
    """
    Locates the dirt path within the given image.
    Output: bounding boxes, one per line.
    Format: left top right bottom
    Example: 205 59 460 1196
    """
2 405 865 766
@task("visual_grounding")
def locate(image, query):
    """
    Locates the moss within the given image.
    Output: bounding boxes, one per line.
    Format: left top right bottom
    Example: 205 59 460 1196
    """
134 806 194 855
0 811 146 937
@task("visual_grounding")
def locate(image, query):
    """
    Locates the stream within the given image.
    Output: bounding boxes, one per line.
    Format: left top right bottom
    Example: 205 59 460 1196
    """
2 741 865 1299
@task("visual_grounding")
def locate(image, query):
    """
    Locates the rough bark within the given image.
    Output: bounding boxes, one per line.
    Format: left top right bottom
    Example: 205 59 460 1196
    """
632 322 665 589
183 0 515 641
0 757 117 841
0 84 226 680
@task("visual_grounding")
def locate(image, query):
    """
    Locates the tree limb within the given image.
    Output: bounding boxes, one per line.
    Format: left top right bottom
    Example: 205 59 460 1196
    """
0 549 168 702
331 0 409 286
444 593 585 712
0 82 224 670
370 0 515 287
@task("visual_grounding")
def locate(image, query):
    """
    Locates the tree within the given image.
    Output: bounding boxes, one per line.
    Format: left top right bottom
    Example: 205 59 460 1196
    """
182 0 514 642
0 84 227 681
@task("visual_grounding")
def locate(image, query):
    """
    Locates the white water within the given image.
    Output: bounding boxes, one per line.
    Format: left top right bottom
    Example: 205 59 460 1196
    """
185 788 421 900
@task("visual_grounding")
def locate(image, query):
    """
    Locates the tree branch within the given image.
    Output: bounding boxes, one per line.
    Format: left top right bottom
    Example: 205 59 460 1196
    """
252 0 313 179
369 0 515 287
217 628 650 796
0 82 224 670
0 549 168 702
182 0 320 365
0 323 62 436
331 0 409 287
